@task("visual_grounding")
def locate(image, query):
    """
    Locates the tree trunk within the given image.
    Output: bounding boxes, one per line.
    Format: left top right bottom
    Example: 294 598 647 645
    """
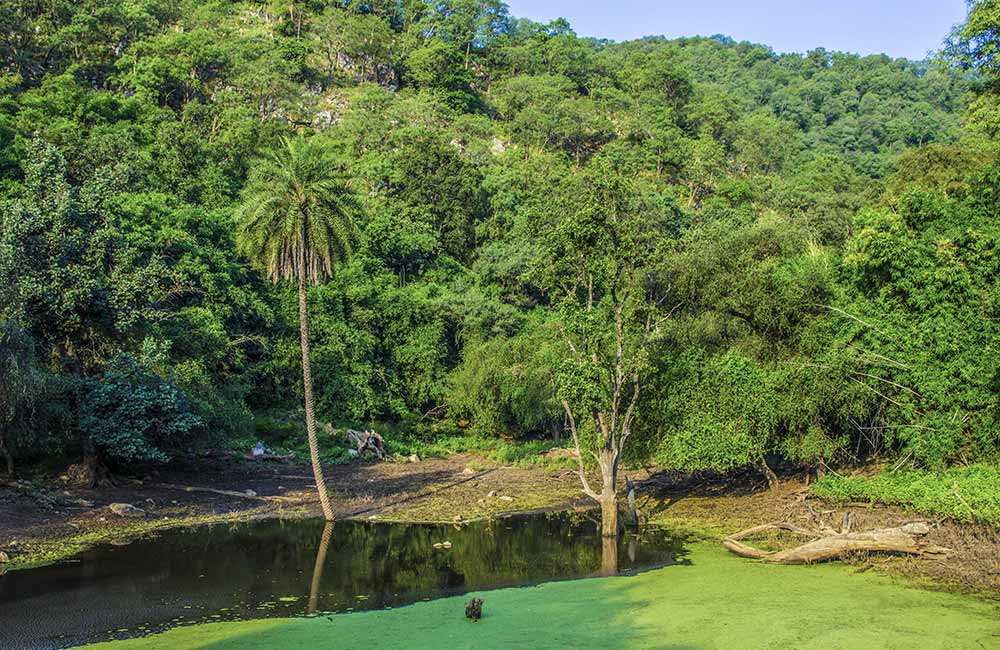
600 492 619 538
298 278 335 521
598 448 620 537
0 429 13 478
61 349 103 488
81 431 102 488
723 522 952 565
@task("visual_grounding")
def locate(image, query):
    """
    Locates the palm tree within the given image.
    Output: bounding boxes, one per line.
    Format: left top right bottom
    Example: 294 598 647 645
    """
237 135 356 521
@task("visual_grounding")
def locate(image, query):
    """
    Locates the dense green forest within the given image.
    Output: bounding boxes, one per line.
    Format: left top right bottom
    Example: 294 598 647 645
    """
1 0 998 485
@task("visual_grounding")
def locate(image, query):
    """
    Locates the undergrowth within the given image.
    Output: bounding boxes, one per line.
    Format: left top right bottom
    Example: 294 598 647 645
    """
812 464 1000 527
237 416 578 470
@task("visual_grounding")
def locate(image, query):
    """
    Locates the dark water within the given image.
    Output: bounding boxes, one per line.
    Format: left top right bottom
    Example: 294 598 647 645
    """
0 512 686 650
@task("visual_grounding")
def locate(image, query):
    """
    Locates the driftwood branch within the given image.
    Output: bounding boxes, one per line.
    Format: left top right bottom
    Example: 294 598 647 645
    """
154 483 295 503
723 521 952 565
346 429 387 460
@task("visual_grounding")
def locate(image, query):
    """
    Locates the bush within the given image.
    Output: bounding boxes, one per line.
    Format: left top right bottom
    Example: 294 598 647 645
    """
447 318 563 439
81 355 203 465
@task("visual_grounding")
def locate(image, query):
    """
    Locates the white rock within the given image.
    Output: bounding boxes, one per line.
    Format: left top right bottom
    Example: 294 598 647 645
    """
108 503 145 518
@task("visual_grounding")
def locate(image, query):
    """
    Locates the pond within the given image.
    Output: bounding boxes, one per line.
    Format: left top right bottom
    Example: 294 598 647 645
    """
0 511 685 650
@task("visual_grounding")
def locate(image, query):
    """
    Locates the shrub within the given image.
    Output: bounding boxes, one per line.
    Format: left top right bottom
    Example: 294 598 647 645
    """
81 355 202 464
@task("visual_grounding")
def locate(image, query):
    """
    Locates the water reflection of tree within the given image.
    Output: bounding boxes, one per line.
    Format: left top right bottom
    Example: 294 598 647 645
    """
32 516 678 624
307 522 333 614
1 515 684 647
299 513 683 613
600 535 618 576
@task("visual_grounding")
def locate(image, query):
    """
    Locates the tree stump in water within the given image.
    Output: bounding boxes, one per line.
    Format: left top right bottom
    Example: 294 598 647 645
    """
345 429 387 460
722 521 952 564
465 597 484 621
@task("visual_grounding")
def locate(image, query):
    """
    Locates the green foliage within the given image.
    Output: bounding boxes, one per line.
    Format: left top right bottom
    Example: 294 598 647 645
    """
813 465 1000 526
0 322 70 470
447 317 563 438
81 354 202 464
0 0 994 487
385 128 486 260
405 41 479 111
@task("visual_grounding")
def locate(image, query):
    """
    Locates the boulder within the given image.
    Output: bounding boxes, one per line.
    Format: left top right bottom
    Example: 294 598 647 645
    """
108 503 145 518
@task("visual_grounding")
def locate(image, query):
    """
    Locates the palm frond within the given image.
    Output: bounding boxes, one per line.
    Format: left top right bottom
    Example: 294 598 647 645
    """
236 134 358 285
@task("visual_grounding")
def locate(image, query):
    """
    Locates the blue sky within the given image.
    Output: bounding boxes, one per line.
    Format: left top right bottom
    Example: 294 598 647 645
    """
503 1 969 60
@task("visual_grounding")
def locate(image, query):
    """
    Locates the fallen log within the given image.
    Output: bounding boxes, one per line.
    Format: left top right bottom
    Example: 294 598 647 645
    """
723 521 952 565
154 483 296 503
346 429 387 460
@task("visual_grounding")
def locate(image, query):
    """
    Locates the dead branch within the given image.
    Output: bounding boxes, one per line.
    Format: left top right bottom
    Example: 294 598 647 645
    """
346 429 387 460
155 483 296 503
723 522 952 565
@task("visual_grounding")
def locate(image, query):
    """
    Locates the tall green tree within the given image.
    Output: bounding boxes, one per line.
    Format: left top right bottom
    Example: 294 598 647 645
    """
0 323 47 477
535 160 675 537
949 0 1000 133
0 140 168 485
237 135 356 521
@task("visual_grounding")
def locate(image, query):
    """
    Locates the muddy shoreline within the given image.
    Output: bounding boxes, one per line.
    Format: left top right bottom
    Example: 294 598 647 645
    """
1 455 997 599
0 453 587 571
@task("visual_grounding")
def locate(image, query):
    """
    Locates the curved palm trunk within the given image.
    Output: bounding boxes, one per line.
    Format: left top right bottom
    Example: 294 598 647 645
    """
298 277 335 521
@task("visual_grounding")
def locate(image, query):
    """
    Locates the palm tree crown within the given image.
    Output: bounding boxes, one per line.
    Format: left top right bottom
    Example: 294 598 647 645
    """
237 135 355 285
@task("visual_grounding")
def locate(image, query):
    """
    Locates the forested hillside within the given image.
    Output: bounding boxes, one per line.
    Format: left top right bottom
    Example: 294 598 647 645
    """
1 0 997 484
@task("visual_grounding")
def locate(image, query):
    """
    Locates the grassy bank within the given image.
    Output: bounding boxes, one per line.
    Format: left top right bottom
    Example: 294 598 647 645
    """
812 465 1000 527
78 543 1000 650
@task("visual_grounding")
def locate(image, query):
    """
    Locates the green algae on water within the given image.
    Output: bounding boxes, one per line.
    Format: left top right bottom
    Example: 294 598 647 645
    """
77 543 1000 650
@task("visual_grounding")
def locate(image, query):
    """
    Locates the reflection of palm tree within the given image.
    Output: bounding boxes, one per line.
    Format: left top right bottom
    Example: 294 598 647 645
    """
308 522 334 614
